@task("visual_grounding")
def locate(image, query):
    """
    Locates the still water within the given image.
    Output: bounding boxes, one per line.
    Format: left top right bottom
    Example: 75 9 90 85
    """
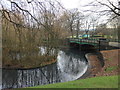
2 48 88 89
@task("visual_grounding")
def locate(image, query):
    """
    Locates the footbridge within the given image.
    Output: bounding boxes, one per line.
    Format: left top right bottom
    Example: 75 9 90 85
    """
68 38 120 50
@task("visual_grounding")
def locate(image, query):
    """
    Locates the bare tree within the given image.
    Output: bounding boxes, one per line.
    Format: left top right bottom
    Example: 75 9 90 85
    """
85 0 120 17
84 0 120 39
60 9 84 38
1 0 69 68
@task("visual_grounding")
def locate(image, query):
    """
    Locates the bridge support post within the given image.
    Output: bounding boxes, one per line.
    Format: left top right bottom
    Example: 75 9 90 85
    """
98 40 100 51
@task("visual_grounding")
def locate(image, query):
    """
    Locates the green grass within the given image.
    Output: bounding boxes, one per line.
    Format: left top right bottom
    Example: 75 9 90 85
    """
29 76 118 88
105 66 118 72
107 58 113 61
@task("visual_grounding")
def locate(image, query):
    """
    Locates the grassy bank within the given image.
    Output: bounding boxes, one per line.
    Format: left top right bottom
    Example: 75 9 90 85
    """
29 76 118 88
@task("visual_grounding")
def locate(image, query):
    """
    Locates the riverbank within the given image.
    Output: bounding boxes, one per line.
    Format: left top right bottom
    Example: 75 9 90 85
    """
30 49 119 88
86 49 119 78
96 49 119 76
2 56 57 69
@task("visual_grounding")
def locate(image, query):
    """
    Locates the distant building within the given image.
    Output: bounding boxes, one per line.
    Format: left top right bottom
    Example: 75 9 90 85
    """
82 34 90 38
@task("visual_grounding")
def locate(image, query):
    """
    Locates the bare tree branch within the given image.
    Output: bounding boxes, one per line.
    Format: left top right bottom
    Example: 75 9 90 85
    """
2 9 25 27
10 1 46 27
96 0 120 16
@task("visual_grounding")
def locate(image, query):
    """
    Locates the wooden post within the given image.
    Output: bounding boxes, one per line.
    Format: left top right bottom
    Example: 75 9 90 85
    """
98 40 100 51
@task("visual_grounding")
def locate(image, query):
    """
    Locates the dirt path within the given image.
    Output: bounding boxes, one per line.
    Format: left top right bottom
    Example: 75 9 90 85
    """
96 49 119 77
86 49 119 77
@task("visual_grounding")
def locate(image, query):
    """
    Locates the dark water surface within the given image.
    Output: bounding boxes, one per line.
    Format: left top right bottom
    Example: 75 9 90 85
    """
2 48 89 89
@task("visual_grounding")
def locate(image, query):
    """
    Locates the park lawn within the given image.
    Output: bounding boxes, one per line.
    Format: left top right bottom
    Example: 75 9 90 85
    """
29 75 118 88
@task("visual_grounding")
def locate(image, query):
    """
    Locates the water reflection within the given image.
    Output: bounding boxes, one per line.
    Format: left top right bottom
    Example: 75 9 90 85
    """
2 49 88 89
57 49 88 82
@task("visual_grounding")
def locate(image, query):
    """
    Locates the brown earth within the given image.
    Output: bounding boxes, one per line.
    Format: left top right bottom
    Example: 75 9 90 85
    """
86 49 120 77
2 57 57 69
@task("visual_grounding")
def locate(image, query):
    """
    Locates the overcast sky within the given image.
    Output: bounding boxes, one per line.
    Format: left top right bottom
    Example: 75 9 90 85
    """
1 0 119 25
1 0 118 11
59 0 118 9
59 0 80 9
59 0 119 24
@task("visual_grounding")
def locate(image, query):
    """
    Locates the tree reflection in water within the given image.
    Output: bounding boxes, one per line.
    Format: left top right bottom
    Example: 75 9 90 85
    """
2 49 88 89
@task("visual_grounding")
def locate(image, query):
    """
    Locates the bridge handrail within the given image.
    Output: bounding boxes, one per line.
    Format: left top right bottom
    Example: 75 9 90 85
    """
69 38 100 45
69 38 120 42
107 39 120 43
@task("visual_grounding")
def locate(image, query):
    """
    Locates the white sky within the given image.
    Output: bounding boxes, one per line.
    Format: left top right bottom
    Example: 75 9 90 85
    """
59 0 119 24
1 0 119 25
1 0 118 11
60 0 80 9
59 0 118 9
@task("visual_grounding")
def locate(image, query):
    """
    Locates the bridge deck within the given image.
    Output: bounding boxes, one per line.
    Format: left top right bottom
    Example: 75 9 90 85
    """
69 38 99 45
69 38 120 47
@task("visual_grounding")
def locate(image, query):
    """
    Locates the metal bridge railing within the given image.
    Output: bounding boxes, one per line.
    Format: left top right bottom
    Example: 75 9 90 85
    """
69 38 99 45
